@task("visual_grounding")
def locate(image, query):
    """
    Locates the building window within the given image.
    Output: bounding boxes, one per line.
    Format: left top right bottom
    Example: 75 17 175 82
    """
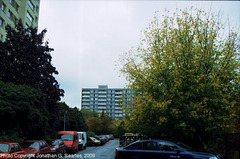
1 3 5 12
36 6 39 12
7 11 12 18
26 12 33 22
28 0 34 10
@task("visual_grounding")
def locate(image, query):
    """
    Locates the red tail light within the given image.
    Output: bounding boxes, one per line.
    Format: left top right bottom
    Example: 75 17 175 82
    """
115 148 118 157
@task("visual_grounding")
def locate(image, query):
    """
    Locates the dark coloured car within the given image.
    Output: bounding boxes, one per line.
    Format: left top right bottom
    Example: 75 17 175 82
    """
46 139 66 155
21 140 50 158
115 140 221 159
99 135 110 142
0 142 26 159
94 136 107 145
108 134 114 140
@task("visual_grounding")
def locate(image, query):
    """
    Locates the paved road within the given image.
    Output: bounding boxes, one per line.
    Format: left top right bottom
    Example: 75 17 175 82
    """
62 139 119 159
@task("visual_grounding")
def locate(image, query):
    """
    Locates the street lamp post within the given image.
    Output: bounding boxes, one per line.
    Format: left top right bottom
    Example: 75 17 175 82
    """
64 111 67 131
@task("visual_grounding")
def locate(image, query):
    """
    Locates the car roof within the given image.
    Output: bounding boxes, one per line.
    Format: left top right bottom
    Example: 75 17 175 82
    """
126 139 177 146
58 131 77 134
0 142 18 144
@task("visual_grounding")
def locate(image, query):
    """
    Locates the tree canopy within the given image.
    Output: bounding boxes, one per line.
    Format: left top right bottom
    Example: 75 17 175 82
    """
58 102 86 132
0 21 64 135
120 8 239 149
0 80 48 142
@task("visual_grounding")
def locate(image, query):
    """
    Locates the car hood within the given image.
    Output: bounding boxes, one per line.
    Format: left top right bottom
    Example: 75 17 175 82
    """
22 148 39 154
49 145 58 148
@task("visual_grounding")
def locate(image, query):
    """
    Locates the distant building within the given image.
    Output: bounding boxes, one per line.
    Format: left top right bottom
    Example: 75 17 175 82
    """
0 0 40 41
81 85 134 119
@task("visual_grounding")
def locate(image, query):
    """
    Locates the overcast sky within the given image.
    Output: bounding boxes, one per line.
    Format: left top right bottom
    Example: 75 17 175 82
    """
38 0 240 108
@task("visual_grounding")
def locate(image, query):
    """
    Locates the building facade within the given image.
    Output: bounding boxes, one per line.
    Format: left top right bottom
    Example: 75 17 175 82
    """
81 85 134 119
0 0 40 41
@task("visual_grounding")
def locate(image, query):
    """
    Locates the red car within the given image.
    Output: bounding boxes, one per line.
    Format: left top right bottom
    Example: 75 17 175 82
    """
58 131 79 153
21 140 50 158
0 142 26 159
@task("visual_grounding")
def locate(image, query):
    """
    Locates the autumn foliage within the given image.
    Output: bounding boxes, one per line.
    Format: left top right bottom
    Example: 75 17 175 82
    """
120 8 240 149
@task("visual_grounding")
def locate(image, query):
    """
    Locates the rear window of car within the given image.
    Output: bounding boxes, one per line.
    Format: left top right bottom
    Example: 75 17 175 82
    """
0 143 9 153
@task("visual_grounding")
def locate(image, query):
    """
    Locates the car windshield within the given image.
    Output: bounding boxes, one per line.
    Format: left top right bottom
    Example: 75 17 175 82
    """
58 134 73 141
51 140 58 146
21 142 40 149
78 134 82 139
89 137 97 141
47 140 58 146
0 144 9 153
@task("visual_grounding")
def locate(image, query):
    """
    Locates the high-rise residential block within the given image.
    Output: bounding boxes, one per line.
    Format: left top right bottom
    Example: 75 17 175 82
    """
81 85 134 119
0 0 40 41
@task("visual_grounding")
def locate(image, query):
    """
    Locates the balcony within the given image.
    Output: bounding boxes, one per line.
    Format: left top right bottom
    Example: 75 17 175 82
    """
82 91 90 94
98 91 107 94
98 106 106 110
98 103 106 106
98 95 107 98
98 99 106 102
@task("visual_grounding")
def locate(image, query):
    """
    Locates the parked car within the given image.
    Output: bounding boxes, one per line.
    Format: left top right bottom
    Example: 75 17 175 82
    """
57 131 79 153
115 139 221 159
0 142 26 159
21 140 50 158
94 136 107 145
77 132 87 150
106 134 114 140
99 135 110 142
46 139 66 155
86 137 101 146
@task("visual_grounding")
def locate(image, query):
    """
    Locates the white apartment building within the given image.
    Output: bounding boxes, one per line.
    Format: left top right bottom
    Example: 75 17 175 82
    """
81 85 134 119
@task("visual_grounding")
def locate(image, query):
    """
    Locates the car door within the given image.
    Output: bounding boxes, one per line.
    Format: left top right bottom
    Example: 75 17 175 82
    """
40 141 49 154
139 141 163 159
158 141 184 159
9 144 18 158
58 140 65 154
13 144 26 158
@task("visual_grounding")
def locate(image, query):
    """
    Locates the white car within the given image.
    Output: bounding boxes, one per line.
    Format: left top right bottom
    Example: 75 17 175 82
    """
77 132 87 150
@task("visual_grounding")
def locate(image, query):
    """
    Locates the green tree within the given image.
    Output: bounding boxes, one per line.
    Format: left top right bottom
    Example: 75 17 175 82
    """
84 110 113 135
0 80 49 141
120 8 239 149
81 108 98 120
58 102 86 133
0 21 64 135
